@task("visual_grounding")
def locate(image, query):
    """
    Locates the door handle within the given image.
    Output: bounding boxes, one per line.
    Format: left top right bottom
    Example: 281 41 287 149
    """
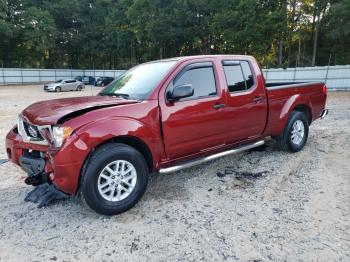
213 103 225 109
253 96 263 103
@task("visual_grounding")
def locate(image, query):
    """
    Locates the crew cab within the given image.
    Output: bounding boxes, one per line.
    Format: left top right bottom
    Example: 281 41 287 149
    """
5 55 328 215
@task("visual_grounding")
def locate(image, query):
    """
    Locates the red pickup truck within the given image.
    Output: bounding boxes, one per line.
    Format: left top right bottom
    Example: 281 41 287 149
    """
6 55 328 215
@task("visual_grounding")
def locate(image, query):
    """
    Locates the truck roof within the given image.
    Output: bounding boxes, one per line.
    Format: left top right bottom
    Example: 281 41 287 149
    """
145 54 255 64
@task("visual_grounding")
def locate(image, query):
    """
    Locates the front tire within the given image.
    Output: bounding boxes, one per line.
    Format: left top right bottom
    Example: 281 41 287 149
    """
276 111 309 152
55 86 61 92
80 143 149 215
76 85 82 91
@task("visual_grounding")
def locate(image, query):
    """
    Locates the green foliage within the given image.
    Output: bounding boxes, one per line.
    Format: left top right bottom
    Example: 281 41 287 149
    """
19 7 57 67
327 0 350 64
0 0 348 68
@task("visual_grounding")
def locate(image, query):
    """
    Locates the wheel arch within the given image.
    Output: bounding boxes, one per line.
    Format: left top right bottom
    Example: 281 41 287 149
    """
82 135 153 171
274 95 313 136
291 104 312 124
77 135 154 195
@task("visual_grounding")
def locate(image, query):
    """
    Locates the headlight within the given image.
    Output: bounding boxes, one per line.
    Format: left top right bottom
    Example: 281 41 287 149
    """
52 126 73 147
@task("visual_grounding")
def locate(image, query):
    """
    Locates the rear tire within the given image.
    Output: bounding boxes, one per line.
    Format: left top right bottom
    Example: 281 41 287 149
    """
80 143 149 215
55 86 61 92
76 85 82 91
276 111 309 152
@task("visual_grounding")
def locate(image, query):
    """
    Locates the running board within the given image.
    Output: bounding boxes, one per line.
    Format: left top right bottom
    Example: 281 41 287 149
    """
159 140 265 174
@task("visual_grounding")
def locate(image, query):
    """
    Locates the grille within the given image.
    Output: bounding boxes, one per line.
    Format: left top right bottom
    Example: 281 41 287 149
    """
18 117 49 145
23 121 44 140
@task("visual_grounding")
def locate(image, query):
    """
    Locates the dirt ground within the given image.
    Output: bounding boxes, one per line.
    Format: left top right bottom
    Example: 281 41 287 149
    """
0 85 349 262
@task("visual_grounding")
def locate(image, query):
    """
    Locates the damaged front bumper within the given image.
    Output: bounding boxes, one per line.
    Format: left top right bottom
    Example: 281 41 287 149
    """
24 184 69 208
18 150 69 207
20 151 47 185
6 125 89 205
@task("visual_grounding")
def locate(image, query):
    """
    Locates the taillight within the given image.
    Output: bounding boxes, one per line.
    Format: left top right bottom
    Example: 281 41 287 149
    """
322 85 327 95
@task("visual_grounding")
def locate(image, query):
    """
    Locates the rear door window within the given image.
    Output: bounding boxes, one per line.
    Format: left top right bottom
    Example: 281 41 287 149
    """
222 60 255 92
240 61 254 89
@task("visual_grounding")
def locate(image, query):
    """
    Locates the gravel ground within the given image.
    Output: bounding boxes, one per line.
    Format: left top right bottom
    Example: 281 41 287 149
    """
0 85 349 261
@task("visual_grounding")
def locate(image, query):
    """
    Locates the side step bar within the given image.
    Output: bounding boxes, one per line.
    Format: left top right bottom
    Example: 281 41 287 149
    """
159 140 265 174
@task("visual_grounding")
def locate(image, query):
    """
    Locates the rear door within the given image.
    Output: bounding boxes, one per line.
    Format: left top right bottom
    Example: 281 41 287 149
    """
71 79 78 89
161 61 228 159
221 59 267 142
65 80 75 90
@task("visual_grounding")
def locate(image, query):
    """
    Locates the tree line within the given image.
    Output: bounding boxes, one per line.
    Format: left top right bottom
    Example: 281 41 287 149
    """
0 0 349 69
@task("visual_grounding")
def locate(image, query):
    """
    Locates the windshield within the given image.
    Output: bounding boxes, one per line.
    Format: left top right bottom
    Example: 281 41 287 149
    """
55 80 62 83
99 61 176 100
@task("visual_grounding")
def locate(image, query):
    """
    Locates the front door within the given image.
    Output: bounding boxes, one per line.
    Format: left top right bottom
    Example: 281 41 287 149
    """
161 61 228 159
63 80 70 91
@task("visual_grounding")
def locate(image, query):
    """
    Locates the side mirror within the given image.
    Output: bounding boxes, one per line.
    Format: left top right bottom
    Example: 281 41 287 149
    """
168 84 194 102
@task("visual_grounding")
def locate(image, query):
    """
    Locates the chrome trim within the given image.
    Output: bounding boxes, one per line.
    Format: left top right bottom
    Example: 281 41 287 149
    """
159 140 265 174
320 109 328 119
18 116 50 146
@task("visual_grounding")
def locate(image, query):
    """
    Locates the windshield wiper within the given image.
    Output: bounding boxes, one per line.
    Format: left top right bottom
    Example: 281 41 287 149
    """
100 92 143 101
100 93 130 99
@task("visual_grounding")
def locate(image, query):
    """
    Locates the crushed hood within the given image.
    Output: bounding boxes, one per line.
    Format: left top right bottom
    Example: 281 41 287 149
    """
22 96 139 125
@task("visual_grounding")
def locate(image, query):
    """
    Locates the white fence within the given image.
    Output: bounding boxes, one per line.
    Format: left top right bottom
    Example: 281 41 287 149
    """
263 65 350 91
1 65 350 90
0 68 125 85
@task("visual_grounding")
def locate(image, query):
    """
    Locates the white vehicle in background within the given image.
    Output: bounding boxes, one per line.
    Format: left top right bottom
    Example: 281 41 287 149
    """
44 79 85 92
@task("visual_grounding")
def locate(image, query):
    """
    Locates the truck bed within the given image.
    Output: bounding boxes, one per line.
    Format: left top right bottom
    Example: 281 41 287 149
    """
263 81 326 137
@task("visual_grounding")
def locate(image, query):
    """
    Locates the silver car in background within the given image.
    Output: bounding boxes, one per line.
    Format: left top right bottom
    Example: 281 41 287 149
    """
44 79 85 92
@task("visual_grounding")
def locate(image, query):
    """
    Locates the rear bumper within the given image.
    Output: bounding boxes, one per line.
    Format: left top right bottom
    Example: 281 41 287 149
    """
6 126 88 195
320 109 328 119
